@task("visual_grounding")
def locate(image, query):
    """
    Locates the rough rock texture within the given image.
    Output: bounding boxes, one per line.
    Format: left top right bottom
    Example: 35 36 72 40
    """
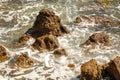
105 56 120 80
15 35 31 47
0 45 9 62
32 34 59 51
81 59 102 80
82 33 111 47
15 53 34 68
53 49 67 56
76 15 120 27
32 9 69 37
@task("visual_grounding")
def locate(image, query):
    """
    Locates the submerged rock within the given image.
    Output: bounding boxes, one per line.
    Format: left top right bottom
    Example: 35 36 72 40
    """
0 45 9 62
32 34 59 52
32 9 69 37
81 59 102 80
75 17 82 23
15 53 34 68
104 56 120 80
82 33 111 47
53 49 67 56
75 15 120 27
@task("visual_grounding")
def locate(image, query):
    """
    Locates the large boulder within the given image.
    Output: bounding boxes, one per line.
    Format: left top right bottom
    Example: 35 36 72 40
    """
81 59 102 80
32 9 69 37
104 56 120 80
82 33 111 47
32 34 59 52
0 45 9 62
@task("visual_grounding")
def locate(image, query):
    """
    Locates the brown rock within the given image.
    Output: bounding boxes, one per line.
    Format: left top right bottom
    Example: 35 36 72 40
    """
53 49 67 56
77 15 120 27
76 17 81 23
81 59 102 80
32 9 69 37
67 64 75 69
32 34 59 51
15 53 34 68
18 35 31 43
105 56 120 80
15 35 31 47
0 45 9 62
82 33 111 47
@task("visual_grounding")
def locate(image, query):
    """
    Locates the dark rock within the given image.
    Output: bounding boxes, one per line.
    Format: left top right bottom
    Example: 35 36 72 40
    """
104 56 120 80
0 45 9 62
81 59 102 80
53 49 67 56
32 34 59 51
32 9 69 37
82 33 111 47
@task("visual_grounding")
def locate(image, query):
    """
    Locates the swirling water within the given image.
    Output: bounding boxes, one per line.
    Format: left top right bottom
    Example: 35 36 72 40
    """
0 0 120 80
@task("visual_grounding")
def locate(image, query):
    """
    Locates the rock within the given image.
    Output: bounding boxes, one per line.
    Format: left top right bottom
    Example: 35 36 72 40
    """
0 45 9 62
67 64 75 69
32 9 69 37
77 15 120 27
76 17 81 23
32 34 59 51
53 49 67 56
81 59 102 80
18 35 31 44
15 53 34 68
15 35 32 47
82 33 111 47
104 56 120 80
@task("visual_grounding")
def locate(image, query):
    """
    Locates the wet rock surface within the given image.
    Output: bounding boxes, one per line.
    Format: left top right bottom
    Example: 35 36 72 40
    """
80 59 103 80
76 15 120 27
32 34 59 52
82 33 111 47
15 35 32 47
9 53 34 68
104 56 120 80
32 9 70 37
0 45 9 62
53 49 67 56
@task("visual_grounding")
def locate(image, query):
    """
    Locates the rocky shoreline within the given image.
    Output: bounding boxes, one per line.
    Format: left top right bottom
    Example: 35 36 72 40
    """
0 8 120 80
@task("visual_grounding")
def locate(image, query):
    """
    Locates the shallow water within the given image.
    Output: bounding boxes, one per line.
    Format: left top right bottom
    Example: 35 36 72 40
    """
0 0 120 80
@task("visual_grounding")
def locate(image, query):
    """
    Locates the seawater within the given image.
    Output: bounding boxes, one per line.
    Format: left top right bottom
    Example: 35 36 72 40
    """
0 0 120 80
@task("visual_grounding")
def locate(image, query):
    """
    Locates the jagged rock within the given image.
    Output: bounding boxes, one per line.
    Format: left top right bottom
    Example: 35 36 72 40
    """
53 49 67 56
0 45 9 62
15 53 34 68
81 59 102 80
32 34 59 51
82 33 111 47
104 56 120 80
32 9 69 37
